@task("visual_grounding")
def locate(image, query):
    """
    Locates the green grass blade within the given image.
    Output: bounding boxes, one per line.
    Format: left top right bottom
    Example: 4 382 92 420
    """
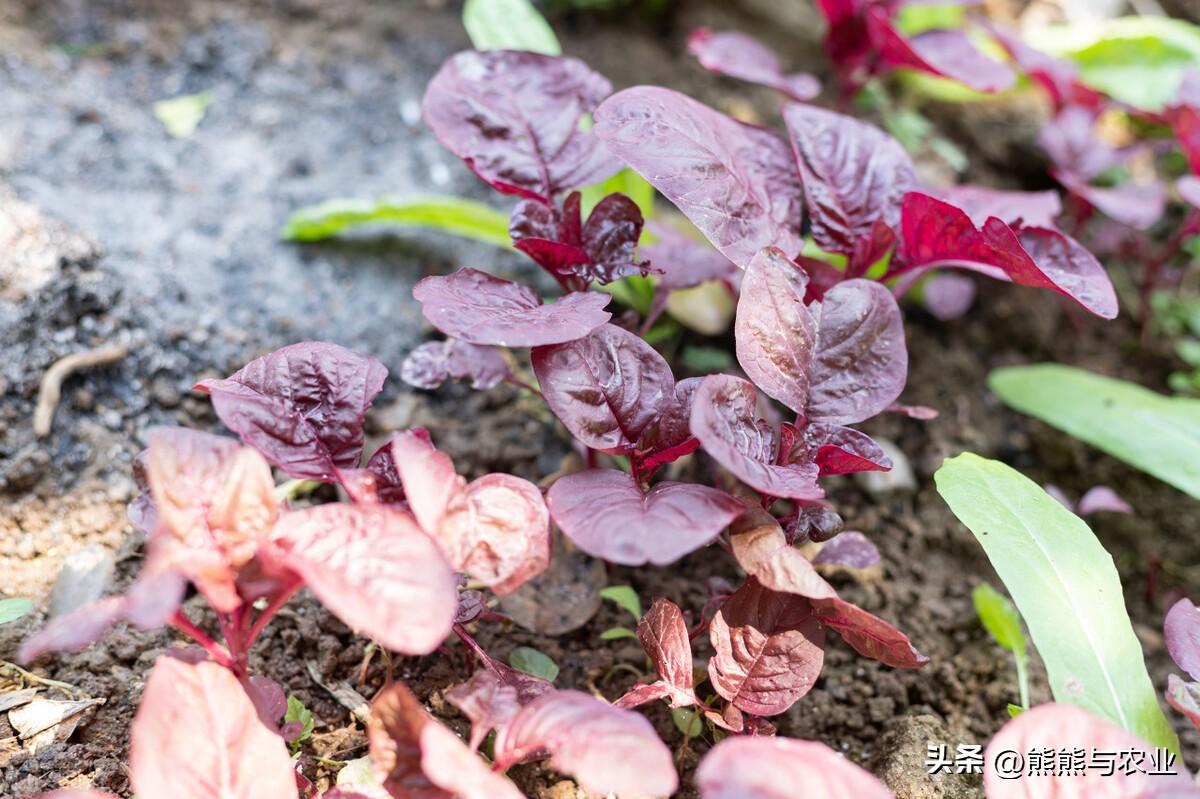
463 0 561 55
936 452 1179 753
990 364 1200 499
282 196 513 248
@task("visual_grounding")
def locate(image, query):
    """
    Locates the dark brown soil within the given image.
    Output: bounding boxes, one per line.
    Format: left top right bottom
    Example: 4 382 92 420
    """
2 2 1199 799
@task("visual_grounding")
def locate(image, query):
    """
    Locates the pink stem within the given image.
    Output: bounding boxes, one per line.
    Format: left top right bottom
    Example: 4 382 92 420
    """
170 611 236 669
244 579 304 651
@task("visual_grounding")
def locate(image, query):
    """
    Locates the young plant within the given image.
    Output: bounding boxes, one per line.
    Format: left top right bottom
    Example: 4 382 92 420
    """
972 583 1030 715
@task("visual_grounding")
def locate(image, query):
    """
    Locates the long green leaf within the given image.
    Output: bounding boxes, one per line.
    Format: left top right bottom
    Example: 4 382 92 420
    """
990 364 1200 500
282 197 513 248
463 0 561 56
936 453 1179 752
0 598 33 625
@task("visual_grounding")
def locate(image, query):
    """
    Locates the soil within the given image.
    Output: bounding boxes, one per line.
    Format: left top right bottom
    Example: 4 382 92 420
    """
1 1 1199 798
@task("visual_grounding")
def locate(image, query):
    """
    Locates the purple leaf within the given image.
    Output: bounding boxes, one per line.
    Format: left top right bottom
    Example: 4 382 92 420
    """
1076 486 1133 516
400 338 510 391
866 9 1015 93
936 185 1062 228
195 342 387 482
810 596 929 668
922 272 976 320
269 504 458 654
363 441 408 505
247 676 288 726
447 670 523 751
19 597 125 663
1039 107 1122 181
1051 168 1166 231
812 531 881 570
687 28 821 102
643 219 739 292
783 421 892 476
492 690 678 798
781 104 915 255
546 469 744 566
698 737 893 799
422 50 619 202
511 192 651 289
413 267 612 347
593 86 804 268
1166 598 1200 682
898 192 1118 319
636 598 696 707
130 656 297 799
634 376 703 474
531 323 674 453
707 577 826 716
691 375 824 500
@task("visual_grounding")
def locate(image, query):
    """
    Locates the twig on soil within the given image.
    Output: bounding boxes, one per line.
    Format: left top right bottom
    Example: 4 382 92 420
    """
306 660 371 724
0 661 90 699
33 344 129 437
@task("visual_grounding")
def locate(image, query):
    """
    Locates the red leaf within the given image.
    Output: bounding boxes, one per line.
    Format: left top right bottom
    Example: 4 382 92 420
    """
1165 598 1200 682
984 704 1197 798
493 690 678 798
270 504 457 654
687 28 820 102
810 596 928 669
512 193 650 289
369 681 523 799
708 577 825 716
782 104 915 255
532 323 674 453
130 656 296 799
785 421 892 476
898 192 1118 319
400 339 510 391
697 737 893 799
636 598 696 707
867 10 1015 93
412 268 611 347
546 468 744 566
195 342 387 482
690 375 824 500
594 86 804 268
421 50 619 201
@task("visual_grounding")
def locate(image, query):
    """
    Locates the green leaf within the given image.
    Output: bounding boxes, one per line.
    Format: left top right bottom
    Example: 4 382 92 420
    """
894 3 966 37
154 91 214 138
597 274 656 316
1025 17 1200 111
284 695 315 744
681 346 735 374
990 364 1200 500
336 756 379 789
600 626 638 641
599 585 642 620
1007 703 1025 718
672 707 703 739
508 647 559 682
972 584 1026 654
0 598 33 625
282 196 513 247
935 453 1179 752
463 0 561 55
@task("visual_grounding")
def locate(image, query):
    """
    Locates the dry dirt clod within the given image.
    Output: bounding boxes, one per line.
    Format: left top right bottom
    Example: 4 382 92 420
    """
869 714 983 799
499 535 605 636
48 544 116 617
33 344 130 437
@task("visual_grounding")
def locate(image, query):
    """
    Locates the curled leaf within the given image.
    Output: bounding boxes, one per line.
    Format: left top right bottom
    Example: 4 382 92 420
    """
413 267 611 347
401 339 510 391
688 28 820 101
636 597 697 707
195 342 387 482
445 473 552 595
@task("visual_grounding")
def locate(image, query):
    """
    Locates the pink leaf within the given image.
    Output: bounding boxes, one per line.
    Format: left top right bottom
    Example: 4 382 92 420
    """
812 531 881 570
34 793 121 799
421 50 619 201
386 429 464 534
400 339 510 391
593 86 804 269
687 28 820 102
936 186 1062 229
412 268 612 347
1179 175 1200 209
546 468 744 566
1167 673 1200 731
691 375 824 500
697 737 893 799
708 577 826 716
782 104 915 255
443 473 552 594
195 342 387 482
636 598 696 707
1076 486 1133 516
867 10 1015 93
1172 73 1200 174
810 596 929 669
493 690 678 798
729 508 838 600
270 504 457 654
130 656 297 799
898 192 1118 319
984 703 1197 798
446 670 523 751
1039 107 1123 181
531 323 674 453
1165 598 1200 682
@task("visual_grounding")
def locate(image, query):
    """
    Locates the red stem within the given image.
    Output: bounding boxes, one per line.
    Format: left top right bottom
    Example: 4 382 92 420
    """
170 611 236 669
244 579 304 651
